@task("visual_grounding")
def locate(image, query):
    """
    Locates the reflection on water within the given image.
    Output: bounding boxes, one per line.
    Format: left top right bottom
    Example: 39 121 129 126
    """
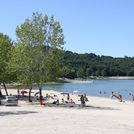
39 80 134 101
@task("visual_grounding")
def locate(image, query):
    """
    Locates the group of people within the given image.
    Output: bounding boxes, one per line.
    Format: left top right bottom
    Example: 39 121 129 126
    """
51 93 89 106
37 90 133 106
61 93 75 104
49 92 90 106
48 93 75 105
41 91 134 105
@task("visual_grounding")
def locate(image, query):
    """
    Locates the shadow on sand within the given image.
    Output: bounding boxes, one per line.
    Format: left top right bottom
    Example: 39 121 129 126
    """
0 110 37 116
77 105 119 110
44 103 119 110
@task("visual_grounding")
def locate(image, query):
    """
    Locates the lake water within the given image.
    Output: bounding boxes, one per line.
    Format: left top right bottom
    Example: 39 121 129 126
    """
40 80 134 101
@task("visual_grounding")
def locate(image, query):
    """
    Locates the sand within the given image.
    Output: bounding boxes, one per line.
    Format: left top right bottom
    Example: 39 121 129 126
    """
0 89 134 134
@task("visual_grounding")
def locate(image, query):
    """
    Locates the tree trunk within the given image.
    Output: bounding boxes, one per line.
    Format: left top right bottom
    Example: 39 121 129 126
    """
3 82 8 96
0 89 2 97
39 88 43 105
28 88 32 102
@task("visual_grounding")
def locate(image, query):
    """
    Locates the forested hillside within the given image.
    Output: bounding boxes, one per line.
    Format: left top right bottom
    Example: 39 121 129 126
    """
63 51 134 78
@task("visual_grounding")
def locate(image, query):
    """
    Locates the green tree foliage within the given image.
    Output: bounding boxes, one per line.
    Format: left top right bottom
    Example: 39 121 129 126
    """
0 33 14 95
9 12 65 102
11 12 65 86
63 51 134 78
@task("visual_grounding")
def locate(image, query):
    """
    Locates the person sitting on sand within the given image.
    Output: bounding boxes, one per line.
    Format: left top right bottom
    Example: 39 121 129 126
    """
65 100 69 104
63 98 75 104
62 98 65 104
52 99 59 105
70 99 75 104
111 91 123 102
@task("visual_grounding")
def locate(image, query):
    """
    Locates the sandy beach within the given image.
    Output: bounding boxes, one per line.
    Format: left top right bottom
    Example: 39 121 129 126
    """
0 89 134 134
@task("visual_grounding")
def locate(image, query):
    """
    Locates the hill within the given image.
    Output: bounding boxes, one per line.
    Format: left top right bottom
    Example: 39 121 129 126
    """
62 51 134 78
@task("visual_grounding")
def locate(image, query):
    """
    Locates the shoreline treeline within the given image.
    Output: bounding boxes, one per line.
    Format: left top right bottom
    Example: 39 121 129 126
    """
63 51 134 79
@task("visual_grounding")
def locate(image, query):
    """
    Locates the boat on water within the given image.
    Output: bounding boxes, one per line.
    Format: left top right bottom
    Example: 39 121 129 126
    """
80 80 94 83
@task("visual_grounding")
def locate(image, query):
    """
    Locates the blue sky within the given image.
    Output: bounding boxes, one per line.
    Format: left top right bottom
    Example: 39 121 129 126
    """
0 0 134 57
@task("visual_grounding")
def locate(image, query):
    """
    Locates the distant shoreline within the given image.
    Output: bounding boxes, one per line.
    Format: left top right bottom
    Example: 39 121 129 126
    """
98 76 134 80
2 77 134 89
61 76 134 83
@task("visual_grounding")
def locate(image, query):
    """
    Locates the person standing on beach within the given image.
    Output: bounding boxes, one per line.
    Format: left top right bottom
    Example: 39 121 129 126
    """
84 94 88 102
67 93 70 101
80 94 85 106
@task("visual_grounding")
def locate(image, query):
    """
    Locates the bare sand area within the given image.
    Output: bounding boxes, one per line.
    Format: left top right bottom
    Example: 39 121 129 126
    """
0 89 134 134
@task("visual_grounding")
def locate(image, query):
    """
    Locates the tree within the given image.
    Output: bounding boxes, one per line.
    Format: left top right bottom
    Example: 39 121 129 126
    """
0 33 14 95
77 68 85 78
12 12 65 102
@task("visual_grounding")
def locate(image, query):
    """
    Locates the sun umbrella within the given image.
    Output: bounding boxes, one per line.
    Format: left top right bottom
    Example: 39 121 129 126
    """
34 92 39 96
21 90 28 96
